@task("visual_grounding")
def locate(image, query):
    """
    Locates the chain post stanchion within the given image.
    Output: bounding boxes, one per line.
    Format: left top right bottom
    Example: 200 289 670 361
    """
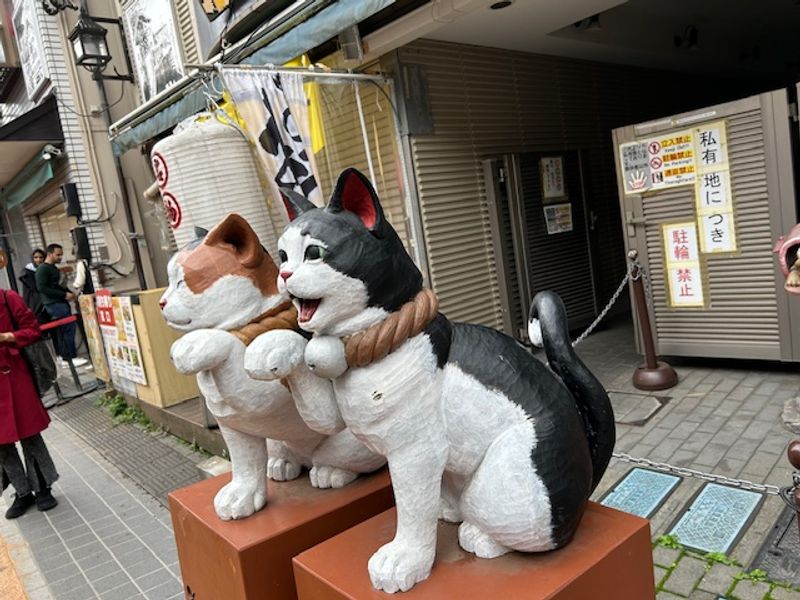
788 440 800 536
628 249 678 391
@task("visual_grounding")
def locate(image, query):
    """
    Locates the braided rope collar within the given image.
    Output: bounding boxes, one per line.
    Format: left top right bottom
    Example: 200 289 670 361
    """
229 301 298 346
343 288 439 369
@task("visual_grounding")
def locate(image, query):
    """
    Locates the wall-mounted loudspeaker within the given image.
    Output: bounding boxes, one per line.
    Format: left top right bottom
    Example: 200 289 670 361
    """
61 183 82 219
71 226 91 263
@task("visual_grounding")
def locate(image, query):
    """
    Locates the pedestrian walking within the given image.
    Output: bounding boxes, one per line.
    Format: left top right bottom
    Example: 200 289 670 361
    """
18 249 48 323
34 244 78 361
0 288 59 519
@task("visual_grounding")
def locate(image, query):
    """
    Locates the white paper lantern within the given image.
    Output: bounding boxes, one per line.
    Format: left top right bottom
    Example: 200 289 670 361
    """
151 112 280 253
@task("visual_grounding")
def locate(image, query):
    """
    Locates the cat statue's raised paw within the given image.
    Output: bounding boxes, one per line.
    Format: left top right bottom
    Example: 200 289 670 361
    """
161 214 384 520
252 168 615 592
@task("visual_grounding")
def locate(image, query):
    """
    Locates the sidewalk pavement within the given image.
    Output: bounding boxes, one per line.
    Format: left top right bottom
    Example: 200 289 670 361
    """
0 410 199 599
0 315 798 599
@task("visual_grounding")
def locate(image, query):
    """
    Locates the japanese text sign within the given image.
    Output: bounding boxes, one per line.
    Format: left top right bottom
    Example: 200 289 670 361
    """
662 222 706 308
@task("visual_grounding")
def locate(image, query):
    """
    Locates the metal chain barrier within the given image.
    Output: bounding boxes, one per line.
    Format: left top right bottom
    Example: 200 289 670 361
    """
567 259 800 508
572 260 647 347
613 452 800 511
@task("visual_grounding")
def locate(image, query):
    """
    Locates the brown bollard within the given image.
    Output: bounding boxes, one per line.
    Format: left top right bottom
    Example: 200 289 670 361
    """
628 250 678 391
788 440 800 537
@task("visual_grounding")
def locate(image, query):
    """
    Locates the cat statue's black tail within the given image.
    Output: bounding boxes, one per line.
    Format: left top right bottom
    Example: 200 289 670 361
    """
528 291 615 492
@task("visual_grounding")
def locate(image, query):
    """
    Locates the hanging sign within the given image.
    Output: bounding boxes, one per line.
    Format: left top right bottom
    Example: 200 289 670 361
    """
662 222 706 308
544 203 573 235
540 156 566 201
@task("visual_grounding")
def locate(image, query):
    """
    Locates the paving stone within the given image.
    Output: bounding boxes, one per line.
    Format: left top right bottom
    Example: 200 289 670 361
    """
698 564 742 595
732 580 771 600
663 556 708 597
656 592 685 599
653 546 682 568
771 587 800 600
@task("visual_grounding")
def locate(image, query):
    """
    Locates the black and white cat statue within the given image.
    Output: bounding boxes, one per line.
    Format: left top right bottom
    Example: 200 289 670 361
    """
243 168 615 593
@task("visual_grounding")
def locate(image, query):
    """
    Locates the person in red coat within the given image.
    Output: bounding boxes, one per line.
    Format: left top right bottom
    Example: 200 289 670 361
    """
0 289 59 518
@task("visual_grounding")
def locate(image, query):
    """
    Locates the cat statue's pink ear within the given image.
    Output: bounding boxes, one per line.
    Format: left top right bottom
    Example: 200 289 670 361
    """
280 188 316 222
328 168 384 232
205 213 264 268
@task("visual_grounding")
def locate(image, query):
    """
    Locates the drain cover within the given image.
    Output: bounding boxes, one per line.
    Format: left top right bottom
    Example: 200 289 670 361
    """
750 505 800 586
600 468 681 518
608 391 669 426
669 483 763 554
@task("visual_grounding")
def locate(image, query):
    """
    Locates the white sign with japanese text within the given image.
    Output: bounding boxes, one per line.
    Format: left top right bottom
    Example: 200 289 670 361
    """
662 222 706 308
620 120 730 195
620 129 695 194
544 203 573 235
540 156 566 200
694 166 737 254
695 121 728 172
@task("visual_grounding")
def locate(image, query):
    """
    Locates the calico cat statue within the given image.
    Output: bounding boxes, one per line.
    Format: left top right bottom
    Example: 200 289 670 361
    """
243 169 615 592
160 214 384 520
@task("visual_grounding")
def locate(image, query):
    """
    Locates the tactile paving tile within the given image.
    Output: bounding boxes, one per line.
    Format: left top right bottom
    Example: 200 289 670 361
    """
669 483 763 554
600 468 681 518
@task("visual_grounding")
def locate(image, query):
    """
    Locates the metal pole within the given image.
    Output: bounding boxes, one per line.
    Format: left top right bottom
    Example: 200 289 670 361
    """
788 440 800 537
628 249 678 390
94 73 148 290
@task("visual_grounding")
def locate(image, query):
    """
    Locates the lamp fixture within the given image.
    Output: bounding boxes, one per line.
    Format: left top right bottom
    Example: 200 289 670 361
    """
67 6 134 82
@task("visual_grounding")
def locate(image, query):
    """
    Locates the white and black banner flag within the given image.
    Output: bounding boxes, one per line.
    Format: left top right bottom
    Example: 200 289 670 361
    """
220 67 324 211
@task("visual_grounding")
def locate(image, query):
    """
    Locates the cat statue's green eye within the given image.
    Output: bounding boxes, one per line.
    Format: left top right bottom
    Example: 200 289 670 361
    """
304 245 326 261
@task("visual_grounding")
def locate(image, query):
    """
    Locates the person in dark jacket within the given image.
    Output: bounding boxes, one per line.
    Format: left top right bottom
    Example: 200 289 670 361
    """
35 244 77 360
0 288 59 518
18 249 47 323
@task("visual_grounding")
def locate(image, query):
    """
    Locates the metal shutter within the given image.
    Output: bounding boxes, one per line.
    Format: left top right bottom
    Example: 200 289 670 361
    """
614 91 800 361
173 0 200 64
400 39 747 330
517 152 596 329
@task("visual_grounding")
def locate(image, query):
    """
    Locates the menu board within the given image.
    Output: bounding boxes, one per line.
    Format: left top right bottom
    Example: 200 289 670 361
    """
78 295 110 382
95 290 148 385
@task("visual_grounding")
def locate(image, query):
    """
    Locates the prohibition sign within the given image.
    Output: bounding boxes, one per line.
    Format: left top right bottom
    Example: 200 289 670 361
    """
648 141 661 155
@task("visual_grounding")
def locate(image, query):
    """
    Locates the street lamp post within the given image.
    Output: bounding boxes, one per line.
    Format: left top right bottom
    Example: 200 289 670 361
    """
67 5 147 290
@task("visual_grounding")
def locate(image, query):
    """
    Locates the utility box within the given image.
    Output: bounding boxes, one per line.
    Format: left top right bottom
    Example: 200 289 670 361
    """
613 89 800 361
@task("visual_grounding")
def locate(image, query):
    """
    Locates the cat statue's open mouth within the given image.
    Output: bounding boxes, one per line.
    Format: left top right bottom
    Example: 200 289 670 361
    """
294 297 321 323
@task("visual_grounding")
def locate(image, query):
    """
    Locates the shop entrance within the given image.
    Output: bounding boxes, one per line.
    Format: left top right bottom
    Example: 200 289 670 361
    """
485 150 599 340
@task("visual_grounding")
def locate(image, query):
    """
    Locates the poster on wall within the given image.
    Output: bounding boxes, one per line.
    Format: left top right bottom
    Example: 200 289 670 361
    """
122 0 183 102
620 129 695 194
620 119 732 196
662 222 706 308
78 295 110 382
544 203 573 235
11 0 49 99
96 290 148 385
540 157 566 201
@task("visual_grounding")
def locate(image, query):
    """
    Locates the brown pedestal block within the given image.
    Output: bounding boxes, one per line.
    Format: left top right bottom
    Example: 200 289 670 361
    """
293 502 654 600
169 470 393 600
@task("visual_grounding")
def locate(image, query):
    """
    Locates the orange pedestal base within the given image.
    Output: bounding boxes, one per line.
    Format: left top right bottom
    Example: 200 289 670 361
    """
169 470 393 600
293 502 654 600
